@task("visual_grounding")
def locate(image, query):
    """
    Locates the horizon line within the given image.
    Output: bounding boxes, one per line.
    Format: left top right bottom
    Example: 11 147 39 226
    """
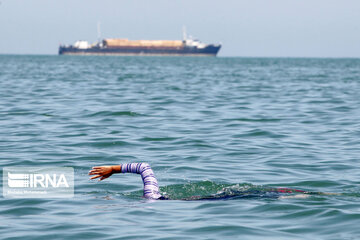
1 53 360 59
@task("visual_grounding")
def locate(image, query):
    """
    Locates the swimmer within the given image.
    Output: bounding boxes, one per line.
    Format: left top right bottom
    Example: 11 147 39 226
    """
89 163 320 200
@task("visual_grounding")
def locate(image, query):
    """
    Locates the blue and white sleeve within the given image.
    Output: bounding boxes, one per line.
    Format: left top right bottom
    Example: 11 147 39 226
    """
120 163 162 199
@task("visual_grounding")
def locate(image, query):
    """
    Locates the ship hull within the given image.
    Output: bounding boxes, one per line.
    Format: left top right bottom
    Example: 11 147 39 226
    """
59 45 221 56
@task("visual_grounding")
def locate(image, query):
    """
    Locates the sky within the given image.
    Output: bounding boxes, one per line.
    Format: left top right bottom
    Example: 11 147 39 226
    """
0 0 359 57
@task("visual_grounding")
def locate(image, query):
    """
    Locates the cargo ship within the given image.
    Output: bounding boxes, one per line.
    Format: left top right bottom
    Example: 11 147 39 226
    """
59 28 221 56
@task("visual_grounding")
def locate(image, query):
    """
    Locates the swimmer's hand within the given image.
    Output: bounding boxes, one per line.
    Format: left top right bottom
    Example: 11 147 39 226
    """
88 165 121 181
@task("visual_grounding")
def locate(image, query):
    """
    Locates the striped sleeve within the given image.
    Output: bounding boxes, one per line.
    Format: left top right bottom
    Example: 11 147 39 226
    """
120 163 162 199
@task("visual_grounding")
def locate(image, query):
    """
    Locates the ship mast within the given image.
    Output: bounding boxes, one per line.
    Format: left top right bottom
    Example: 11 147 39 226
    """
97 21 101 43
182 26 187 41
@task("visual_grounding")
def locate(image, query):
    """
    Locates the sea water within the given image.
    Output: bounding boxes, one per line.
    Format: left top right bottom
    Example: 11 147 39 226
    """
0 55 360 239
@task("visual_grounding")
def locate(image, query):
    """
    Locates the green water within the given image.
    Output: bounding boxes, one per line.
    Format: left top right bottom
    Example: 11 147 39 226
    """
1 55 360 239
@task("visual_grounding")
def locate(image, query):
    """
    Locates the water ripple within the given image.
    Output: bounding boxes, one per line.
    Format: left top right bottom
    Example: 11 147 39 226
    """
1 56 360 239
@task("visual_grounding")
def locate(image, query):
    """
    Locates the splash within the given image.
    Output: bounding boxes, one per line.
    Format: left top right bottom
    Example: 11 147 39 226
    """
158 181 309 200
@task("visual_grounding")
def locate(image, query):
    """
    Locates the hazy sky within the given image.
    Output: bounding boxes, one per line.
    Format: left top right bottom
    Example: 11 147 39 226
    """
0 0 359 57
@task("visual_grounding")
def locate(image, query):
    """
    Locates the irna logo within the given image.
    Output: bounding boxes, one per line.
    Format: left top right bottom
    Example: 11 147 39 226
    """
3 167 74 198
7 172 69 188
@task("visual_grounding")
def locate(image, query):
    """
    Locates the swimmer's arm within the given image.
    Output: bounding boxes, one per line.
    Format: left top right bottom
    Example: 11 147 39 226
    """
89 163 162 199
88 165 122 181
